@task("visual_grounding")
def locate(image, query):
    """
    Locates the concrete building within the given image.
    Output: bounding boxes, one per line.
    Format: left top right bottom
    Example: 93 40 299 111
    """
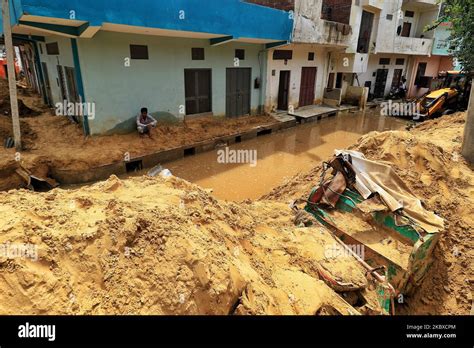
1 0 293 134
406 6 456 98
265 0 356 112
356 0 442 99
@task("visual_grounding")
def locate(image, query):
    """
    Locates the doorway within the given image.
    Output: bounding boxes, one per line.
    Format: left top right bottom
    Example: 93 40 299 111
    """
41 63 53 106
57 65 68 102
64 66 79 103
391 68 403 88
374 69 388 98
357 10 374 53
277 70 291 110
226 68 251 117
401 22 412 37
299 67 317 107
184 69 212 115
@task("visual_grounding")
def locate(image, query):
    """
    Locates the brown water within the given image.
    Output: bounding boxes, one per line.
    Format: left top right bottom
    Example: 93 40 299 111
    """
137 111 408 201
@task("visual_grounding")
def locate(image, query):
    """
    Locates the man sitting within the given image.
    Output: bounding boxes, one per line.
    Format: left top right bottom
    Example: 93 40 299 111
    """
137 107 157 138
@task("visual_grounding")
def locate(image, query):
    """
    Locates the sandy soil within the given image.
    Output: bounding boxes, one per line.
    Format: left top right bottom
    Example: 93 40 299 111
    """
0 88 277 190
0 174 385 315
264 112 473 315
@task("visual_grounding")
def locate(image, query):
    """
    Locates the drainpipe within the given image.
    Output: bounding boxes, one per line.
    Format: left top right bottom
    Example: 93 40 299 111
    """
71 38 90 136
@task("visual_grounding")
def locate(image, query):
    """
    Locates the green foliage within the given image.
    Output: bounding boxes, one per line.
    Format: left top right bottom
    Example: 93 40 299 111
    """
437 0 474 72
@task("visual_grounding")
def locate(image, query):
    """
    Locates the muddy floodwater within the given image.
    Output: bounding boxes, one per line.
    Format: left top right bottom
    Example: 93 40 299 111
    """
151 110 409 201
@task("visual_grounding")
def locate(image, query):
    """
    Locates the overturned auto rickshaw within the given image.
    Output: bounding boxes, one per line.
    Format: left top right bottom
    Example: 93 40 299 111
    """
293 151 443 314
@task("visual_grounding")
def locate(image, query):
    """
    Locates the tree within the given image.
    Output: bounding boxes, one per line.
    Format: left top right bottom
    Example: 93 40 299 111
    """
435 0 474 72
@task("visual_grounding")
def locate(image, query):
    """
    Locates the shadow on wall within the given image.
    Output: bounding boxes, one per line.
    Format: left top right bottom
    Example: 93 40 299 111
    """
104 111 182 135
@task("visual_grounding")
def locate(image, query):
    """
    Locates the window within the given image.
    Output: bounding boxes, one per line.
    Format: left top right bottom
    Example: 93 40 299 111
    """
321 0 352 24
273 50 293 60
405 10 415 18
395 58 405 65
308 52 315 61
386 14 393 20
39 44 43 55
130 45 148 59
415 62 427 86
46 42 59 55
379 58 390 65
192 48 205 60
235 49 245 60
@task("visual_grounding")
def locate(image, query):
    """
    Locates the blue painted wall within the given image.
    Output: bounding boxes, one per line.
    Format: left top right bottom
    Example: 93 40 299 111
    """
4 0 293 41
0 0 23 27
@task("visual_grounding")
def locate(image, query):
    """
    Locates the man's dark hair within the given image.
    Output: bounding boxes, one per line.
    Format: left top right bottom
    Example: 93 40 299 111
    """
141 107 148 113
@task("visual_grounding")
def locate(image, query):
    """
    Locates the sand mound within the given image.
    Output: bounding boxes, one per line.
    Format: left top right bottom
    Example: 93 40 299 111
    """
264 112 473 315
0 174 383 315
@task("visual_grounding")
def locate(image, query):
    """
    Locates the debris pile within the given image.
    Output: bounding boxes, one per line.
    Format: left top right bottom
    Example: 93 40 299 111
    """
265 112 473 315
0 174 385 315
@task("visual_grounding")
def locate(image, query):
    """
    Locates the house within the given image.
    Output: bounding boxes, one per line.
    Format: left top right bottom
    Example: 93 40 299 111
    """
356 0 442 99
406 4 456 98
1 0 293 135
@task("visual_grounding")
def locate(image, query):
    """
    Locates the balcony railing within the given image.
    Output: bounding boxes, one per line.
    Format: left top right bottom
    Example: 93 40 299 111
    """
403 0 438 7
393 36 433 55
359 0 384 10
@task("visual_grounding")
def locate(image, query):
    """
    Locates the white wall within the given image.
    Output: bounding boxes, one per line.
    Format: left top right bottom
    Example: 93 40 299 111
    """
37 36 75 106
357 53 409 97
75 31 266 134
265 44 329 111
293 0 354 47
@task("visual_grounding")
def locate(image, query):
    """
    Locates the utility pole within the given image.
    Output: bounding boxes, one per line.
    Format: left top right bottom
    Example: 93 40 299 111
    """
461 86 474 163
2 0 21 150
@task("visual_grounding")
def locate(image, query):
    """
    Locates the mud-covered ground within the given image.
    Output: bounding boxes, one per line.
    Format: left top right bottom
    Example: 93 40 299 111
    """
0 82 277 190
264 112 473 315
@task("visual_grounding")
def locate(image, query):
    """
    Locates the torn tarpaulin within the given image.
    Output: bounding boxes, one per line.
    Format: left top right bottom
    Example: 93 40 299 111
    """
335 149 444 233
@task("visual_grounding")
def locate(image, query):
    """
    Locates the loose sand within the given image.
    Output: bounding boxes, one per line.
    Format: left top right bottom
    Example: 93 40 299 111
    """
265 112 473 315
0 86 277 190
1 82 471 315
0 174 384 315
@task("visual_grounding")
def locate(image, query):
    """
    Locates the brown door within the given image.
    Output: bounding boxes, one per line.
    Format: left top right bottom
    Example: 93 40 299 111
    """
277 70 290 110
401 22 411 37
357 10 374 53
374 69 388 98
184 69 212 115
64 67 79 102
41 62 53 106
391 68 403 88
299 67 317 107
226 68 251 117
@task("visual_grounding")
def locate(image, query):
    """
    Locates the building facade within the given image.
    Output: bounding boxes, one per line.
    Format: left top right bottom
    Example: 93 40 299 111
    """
2 0 293 134
1 0 454 135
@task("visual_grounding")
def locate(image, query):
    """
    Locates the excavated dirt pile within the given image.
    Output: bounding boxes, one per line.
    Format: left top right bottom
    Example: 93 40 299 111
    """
0 174 384 315
0 80 41 117
265 112 473 315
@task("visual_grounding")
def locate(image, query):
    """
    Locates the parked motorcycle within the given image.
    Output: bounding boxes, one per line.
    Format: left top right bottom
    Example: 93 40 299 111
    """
386 86 406 100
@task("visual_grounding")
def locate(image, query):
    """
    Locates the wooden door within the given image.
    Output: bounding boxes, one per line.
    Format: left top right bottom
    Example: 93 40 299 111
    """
299 67 317 107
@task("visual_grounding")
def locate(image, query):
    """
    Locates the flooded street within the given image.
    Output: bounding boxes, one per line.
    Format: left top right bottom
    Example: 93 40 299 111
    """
158 110 409 201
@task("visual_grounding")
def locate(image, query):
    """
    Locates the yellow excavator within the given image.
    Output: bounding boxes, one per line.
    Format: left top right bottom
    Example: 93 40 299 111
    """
412 70 471 120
